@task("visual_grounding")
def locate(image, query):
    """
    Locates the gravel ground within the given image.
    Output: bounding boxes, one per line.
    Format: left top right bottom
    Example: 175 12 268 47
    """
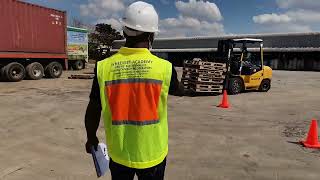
0 66 320 180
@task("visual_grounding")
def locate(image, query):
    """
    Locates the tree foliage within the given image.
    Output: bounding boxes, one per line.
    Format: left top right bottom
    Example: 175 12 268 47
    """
89 24 124 61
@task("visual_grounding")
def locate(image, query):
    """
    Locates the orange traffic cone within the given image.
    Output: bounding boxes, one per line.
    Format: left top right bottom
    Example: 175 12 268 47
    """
301 119 320 148
218 90 229 108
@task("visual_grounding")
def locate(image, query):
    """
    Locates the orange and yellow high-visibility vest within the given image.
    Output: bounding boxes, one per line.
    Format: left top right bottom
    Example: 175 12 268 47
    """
97 47 172 169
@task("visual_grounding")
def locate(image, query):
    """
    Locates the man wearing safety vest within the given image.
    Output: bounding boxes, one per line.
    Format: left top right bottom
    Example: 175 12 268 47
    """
84 1 184 179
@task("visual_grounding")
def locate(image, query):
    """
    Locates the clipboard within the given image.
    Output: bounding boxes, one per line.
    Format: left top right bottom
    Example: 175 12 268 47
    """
90 143 109 178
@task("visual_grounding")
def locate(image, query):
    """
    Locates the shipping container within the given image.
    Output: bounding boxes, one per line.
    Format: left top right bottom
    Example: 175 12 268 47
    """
67 26 88 70
0 0 67 82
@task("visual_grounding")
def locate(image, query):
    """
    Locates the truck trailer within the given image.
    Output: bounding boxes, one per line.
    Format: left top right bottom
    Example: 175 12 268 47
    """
0 0 67 82
67 26 89 70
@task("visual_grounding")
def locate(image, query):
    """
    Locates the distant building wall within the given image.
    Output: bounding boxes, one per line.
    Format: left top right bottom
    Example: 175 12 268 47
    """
112 32 320 71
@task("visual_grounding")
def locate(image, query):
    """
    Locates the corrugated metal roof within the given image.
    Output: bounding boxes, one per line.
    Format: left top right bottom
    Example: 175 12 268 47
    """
112 32 320 52
110 47 320 53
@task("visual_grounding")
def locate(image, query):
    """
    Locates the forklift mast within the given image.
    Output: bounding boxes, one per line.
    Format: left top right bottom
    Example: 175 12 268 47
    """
217 40 234 90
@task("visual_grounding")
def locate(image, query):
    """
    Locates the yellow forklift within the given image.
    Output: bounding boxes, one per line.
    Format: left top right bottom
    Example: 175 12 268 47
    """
218 38 273 94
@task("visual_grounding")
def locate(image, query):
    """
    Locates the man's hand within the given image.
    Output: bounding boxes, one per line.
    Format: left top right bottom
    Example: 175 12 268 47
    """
85 136 99 154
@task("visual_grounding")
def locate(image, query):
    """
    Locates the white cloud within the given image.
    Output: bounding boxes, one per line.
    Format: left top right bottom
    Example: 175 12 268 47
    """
80 0 225 37
80 0 125 18
159 0 225 37
160 16 224 37
253 0 320 33
175 0 222 22
253 10 320 24
253 13 291 24
255 23 312 33
286 10 320 23
276 0 320 10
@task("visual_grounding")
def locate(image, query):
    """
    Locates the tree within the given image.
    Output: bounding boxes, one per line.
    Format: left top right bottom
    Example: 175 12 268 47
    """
89 24 124 61
70 17 87 29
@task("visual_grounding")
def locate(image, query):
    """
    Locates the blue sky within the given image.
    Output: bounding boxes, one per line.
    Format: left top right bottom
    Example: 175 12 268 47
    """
23 0 320 37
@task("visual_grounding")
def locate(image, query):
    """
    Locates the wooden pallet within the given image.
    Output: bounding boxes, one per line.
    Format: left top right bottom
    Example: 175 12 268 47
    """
182 69 226 76
184 62 226 70
181 79 191 89
190 61 226 67
190 87 223 93
182 73 225 78
68 74 95 79
188 75 226 82
191 84 223 89
183 67 226 73
181 78 224 85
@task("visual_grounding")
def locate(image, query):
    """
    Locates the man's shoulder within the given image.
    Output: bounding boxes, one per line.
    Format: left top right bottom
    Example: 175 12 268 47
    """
150 54 172 65
97 53 120 65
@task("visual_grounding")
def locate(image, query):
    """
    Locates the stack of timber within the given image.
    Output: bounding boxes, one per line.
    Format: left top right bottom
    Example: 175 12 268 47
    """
182 58 227 94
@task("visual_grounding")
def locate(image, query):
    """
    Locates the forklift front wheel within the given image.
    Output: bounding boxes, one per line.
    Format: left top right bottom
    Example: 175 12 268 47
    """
259 79 271 92
228 77 244 95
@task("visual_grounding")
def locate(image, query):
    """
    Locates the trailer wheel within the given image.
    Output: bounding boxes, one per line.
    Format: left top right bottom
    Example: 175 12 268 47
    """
72 60 84 70
0 66 6 81
228 77 243 95
3 62 26 82
26 62 44 80
259 79 271 92
45 62 63 78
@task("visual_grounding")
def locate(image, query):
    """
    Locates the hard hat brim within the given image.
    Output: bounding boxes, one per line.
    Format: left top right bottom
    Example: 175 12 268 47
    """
121 20 159 33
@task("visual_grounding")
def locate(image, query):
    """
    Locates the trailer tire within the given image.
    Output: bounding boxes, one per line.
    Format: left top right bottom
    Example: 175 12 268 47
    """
0 66 6 81
45 62 63 78
228 77 243 95
26 62 44 80
72 60 84 70
3 62 26 82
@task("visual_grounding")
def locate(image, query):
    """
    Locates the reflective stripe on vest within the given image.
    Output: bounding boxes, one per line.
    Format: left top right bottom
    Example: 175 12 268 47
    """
97 47 172 169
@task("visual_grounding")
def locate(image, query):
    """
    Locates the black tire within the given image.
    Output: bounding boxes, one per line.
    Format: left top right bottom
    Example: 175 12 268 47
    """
259 79 271 92
228 77 244 95
72 60 84 70
3 62 26 82
26 62 44 80
45 62 63 78
0 66 6 81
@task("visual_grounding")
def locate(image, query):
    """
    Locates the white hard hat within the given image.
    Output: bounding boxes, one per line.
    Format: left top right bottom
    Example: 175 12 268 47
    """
122 1 159 33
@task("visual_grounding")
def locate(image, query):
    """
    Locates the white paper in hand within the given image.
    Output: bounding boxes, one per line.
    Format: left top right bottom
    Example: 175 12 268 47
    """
91 143 109 177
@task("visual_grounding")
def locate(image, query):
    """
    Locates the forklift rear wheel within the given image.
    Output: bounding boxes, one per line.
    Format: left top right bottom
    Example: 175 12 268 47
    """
259 79 271 92
228 77 243 95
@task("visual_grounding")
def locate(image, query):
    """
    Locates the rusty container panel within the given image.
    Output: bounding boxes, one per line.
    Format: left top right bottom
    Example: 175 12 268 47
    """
0 0 66 54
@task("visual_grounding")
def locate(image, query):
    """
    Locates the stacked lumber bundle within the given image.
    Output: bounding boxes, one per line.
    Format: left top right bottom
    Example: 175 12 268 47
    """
182 58 227 94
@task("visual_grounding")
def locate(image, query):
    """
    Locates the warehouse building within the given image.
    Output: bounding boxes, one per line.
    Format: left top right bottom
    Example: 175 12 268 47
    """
112 32 320 71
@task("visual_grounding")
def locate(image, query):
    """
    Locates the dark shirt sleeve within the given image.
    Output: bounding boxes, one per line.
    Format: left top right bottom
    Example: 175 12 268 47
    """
169 65 184 96
85 63 102 142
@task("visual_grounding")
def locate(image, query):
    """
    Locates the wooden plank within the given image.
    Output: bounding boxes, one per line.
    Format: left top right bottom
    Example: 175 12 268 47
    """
183 66 226 73
190 88 223 93
189 75 226 82
182 71 224 77
181 78 224 84
68 74 95 79
184 62 227 70
192 84 223 89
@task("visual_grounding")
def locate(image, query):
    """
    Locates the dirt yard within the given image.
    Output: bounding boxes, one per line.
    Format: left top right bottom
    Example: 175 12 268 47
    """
0 66 320 180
